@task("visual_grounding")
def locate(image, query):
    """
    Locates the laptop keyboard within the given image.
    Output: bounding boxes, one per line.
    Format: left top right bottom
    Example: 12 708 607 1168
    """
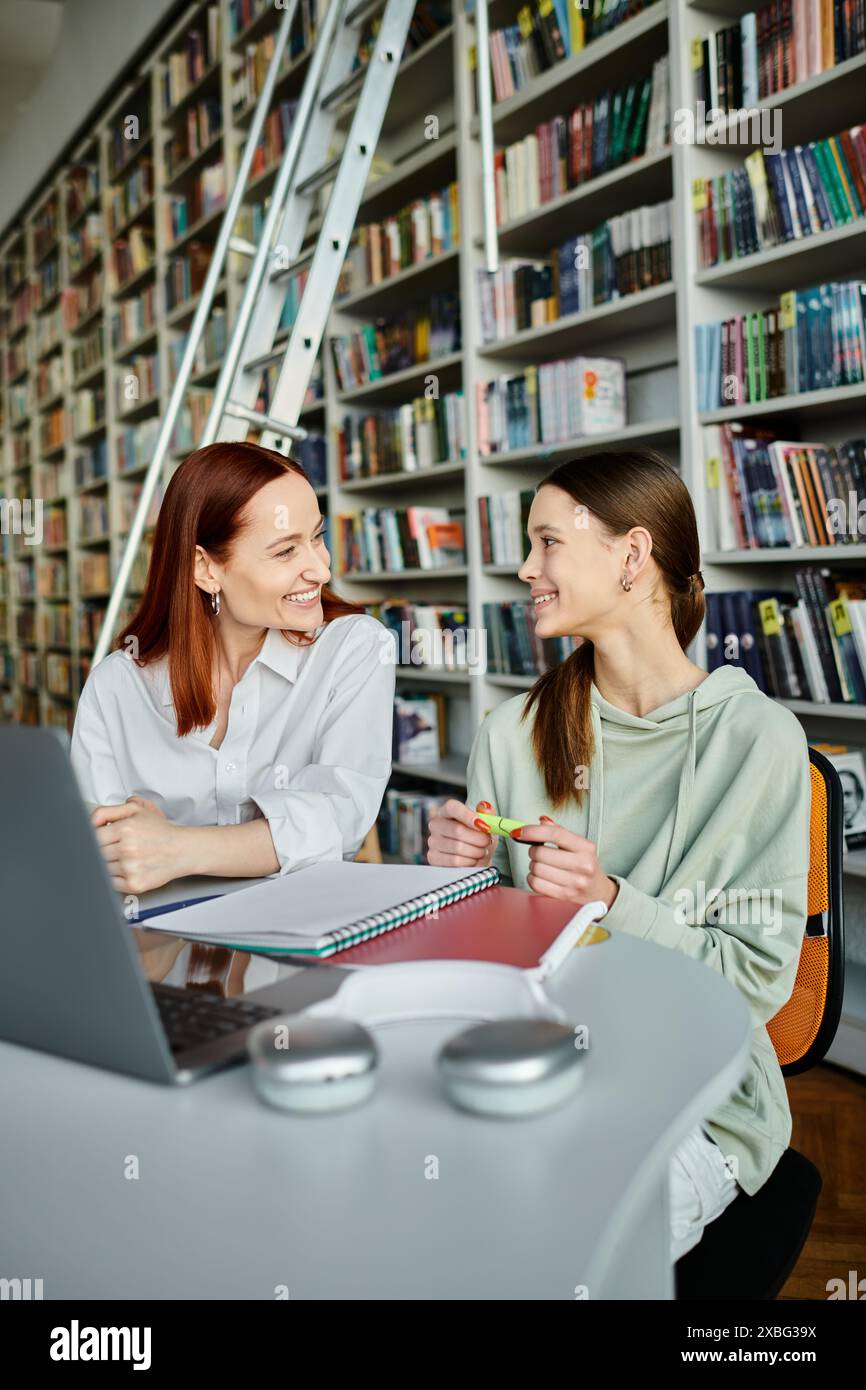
152 982 280 1055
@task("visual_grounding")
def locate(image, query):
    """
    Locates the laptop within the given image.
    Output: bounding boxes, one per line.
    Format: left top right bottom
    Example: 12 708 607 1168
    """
0 726 349 1084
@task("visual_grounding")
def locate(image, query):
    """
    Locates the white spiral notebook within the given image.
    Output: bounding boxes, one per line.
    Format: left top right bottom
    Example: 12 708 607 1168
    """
140 861 502 957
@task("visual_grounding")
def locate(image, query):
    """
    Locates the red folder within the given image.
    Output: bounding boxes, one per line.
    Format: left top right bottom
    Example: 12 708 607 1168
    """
332 885 584 968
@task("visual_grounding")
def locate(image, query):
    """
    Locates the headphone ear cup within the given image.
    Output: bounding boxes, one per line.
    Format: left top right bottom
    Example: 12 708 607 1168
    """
437 1018 586 1117
247 1013 379 1112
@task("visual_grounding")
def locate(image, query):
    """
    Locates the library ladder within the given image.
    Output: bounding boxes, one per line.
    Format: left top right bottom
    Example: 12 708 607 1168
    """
93 0 419 664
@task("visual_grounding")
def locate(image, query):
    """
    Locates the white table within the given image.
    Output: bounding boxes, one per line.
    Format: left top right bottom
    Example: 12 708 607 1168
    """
0 875 751 1299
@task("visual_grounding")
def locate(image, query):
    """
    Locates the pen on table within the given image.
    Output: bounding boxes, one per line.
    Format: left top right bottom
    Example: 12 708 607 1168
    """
126 894 223 924
536 902 609 980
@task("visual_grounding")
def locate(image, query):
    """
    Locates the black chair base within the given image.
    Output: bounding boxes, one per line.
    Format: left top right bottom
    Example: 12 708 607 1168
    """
674 1148 822 1300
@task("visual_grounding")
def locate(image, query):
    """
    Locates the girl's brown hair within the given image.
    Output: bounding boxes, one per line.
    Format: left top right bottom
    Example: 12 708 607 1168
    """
520 449 705 809
115 442 364 736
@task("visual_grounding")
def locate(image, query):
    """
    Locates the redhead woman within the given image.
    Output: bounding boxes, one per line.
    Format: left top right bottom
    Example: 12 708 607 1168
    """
427 450 812 1265
70 442 395 894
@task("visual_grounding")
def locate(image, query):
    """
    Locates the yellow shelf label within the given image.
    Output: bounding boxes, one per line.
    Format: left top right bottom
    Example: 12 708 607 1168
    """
780 291 795 331
759 598 782 638
692 178 708 212
690 38 704 70
538 0 553 14
830 598 852 637
517 7 534 38
705 455 721 489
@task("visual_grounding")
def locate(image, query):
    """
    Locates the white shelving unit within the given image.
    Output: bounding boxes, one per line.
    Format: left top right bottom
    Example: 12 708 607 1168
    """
1 0 864 1067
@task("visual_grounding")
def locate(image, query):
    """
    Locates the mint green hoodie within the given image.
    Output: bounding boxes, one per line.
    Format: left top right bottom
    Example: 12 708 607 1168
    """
465 665 812 1196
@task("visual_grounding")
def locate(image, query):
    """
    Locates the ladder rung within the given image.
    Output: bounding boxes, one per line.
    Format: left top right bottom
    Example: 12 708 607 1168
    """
294 154 342 200
243 333 289 373
225 401 308 441
229 235 257 258
320 69 364 113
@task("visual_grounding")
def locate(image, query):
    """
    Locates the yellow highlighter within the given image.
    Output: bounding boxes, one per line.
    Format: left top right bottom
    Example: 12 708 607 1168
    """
475 812 531 837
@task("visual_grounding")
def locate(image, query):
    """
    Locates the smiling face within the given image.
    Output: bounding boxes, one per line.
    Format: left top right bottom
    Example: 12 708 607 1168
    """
517 483 638 640
195 471 331 630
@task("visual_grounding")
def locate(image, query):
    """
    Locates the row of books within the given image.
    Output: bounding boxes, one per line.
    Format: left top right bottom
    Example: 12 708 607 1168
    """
479 490 535 567
477 355 626 455
367 599 474 673
166 163 227 242
114 354 160 412
695 280 866 411
117 416 161 474
692 0 866 114
702 423 866 551
393 693 449 765
227 0 322 48
694 126 866 268
111 228 155 291
74 439 108 489
494 57 670 225
37 303 65 360
78 494 110 541
335 506 466 575
377 789 449 864
487 0 659 103
292 434 326 490
329 292 461 392
477 202 673 342
350 1 452 77
164 99 223 182
62 275 103 332
106 159 154 235
161 6 222 112
72 324 104 382
38 606 71 645
164 243 212 312
483 600 580 677
34 258 60 309
70 390 106 439
107 99 151 181
33 201 59 260
67 162 100 226
336 392 468 481
112 286 157 352
336 184 460 296
707 572 866 705
167 311 228 384
250 99 299 181
228 0 323 114
69 215 102 275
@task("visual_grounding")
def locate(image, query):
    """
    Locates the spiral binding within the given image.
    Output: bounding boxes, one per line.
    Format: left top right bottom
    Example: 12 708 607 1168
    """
318 865 502 958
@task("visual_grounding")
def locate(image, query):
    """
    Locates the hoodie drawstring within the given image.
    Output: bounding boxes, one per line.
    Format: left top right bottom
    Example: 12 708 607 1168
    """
588 689 698 885
662 689 698 882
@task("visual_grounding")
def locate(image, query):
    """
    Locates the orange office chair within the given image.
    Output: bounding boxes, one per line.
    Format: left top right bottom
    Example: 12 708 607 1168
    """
675 746 846 1300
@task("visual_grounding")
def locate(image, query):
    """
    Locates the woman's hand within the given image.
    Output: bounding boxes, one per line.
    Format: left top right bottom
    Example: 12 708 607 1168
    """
90 795 187 895
511 816 619 908
426 799 498 868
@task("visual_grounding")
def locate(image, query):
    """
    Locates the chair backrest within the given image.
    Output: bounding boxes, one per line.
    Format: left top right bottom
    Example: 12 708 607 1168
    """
766 746 846 1076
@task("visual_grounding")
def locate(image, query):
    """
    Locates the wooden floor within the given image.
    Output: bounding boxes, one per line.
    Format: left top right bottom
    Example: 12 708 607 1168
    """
779 1062 866 1299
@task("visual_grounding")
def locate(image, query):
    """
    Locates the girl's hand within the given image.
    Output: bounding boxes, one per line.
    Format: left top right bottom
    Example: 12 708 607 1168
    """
511 816 619 908
426 799 498 869
90 795 187 895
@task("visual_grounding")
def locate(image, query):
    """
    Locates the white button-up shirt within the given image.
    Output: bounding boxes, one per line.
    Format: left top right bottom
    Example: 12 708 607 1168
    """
69 613 396 875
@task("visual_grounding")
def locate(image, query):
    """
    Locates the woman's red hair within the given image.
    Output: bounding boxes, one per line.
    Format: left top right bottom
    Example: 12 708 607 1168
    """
115 442 363 736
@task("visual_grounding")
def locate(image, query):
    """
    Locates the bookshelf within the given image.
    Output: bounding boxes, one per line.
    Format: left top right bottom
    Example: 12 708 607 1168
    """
1 0 865 1065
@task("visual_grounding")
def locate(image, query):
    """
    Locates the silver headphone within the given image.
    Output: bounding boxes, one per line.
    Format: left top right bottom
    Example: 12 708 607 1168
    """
246 959 588 1119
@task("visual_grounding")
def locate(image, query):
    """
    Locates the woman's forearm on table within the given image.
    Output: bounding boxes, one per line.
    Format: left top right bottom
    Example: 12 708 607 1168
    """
174 818 281 878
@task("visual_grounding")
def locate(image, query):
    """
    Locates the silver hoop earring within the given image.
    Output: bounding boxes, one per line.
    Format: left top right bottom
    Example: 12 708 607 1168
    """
211 590 221 615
